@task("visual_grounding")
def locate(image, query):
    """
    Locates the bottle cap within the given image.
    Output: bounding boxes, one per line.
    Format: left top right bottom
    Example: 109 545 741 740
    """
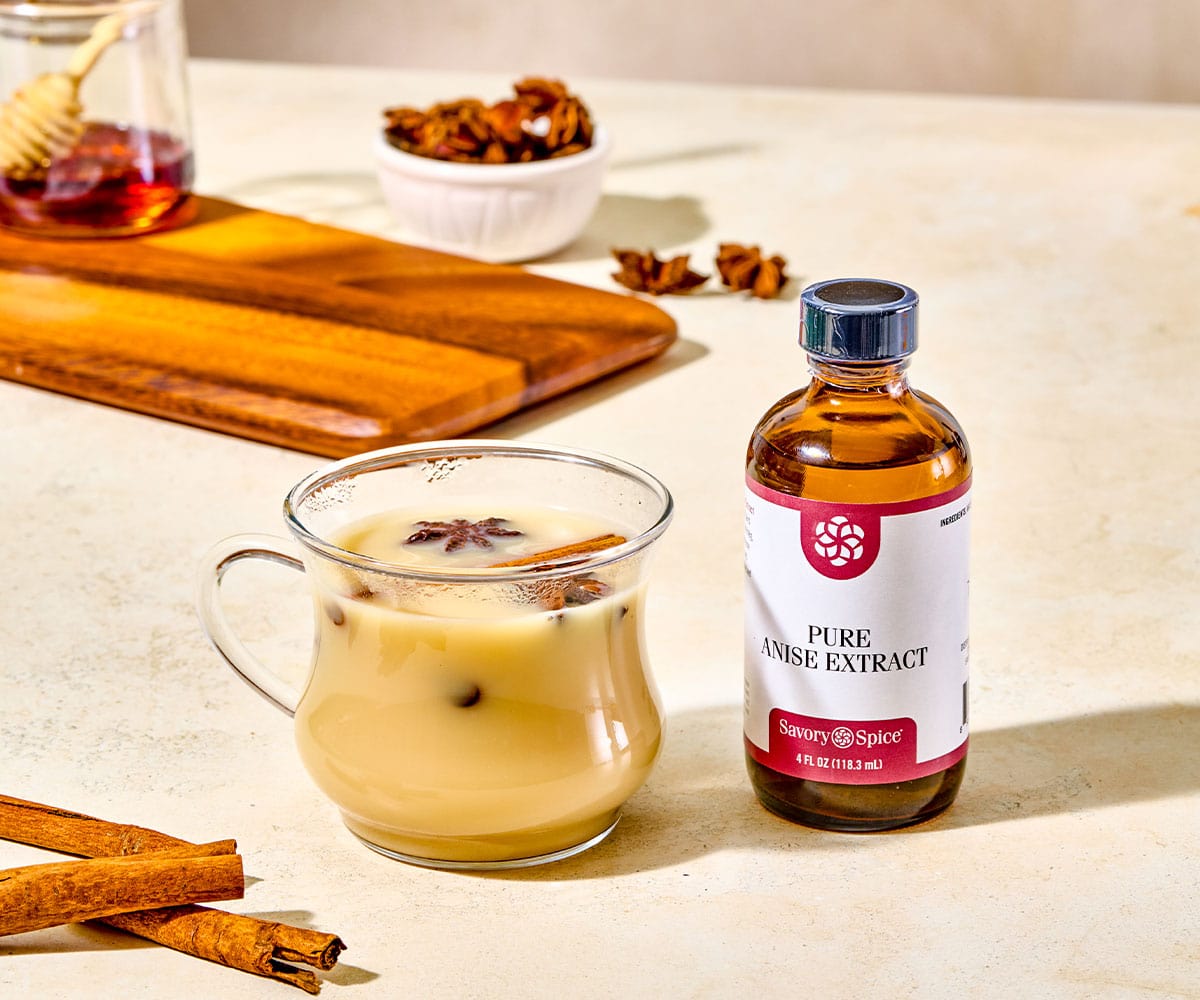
800 278 919 361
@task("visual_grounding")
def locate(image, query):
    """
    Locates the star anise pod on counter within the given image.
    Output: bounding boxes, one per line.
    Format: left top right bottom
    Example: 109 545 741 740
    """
611 249 709 295
715 243 789 299
405 517 523 552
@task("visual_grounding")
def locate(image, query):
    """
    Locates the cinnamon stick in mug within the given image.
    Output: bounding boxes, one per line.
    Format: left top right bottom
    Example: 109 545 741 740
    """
0 841 243 937
489 533 626 568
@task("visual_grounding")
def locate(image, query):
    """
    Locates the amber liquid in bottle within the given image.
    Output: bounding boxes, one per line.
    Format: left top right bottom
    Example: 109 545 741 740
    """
0 122 194 237
746 356 971 831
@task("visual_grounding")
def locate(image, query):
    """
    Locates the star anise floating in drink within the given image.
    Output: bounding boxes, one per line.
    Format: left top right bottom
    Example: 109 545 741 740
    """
610 249 709 295
715 243 789 299
405 517 524 552
383 77 594 164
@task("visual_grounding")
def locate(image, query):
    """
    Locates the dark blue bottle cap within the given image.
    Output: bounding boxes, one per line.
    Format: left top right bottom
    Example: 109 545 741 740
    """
800 278 919 361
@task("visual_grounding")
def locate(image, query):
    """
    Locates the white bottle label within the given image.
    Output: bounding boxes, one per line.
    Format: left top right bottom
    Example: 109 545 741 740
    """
744 477 970 783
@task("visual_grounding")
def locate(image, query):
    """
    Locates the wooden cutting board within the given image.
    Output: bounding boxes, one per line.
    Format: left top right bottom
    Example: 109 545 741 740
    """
0 197 676 456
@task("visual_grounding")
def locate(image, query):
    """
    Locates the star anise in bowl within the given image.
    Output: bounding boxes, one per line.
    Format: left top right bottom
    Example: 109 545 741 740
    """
375 77 610 261
383 77 595 165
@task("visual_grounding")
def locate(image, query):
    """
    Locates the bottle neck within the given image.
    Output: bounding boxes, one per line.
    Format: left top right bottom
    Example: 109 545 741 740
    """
807 356 912 393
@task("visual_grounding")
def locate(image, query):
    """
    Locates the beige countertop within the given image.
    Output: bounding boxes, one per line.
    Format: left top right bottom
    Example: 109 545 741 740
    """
2 60 1198 998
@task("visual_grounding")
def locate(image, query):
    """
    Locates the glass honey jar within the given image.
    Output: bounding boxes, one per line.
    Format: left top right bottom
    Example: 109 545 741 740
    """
0 0 194 237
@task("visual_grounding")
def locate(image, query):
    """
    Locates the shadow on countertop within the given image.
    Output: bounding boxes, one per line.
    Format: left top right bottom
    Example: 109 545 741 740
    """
481 335 708 439
0 907 379 989
0 922 155 957
212 173 713 267
0 907 380 986
547 193 710 265
483 702 1200 881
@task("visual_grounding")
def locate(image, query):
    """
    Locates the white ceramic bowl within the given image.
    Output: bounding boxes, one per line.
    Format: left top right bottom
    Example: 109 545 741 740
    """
373 125 610 263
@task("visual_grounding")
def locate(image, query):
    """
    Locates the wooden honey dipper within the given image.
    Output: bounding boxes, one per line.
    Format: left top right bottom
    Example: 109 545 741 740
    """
0 11 131 180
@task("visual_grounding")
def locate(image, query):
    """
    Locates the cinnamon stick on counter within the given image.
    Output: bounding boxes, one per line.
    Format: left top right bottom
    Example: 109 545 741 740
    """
489 533 627 568
0 794 187 857
102 906 344 995
0 794 345 995
0 841 243 938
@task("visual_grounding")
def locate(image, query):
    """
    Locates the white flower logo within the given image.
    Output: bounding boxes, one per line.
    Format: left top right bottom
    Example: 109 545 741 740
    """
813 515 866 567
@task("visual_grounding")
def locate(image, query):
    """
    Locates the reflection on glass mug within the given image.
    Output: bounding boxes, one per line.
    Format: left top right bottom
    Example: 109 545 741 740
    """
197 441 674 870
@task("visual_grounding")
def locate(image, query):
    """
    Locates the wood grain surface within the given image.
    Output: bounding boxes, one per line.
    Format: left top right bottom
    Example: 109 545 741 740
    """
0 197 677 456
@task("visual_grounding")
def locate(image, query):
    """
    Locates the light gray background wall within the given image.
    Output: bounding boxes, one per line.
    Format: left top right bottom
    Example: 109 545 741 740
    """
184 0 1200 103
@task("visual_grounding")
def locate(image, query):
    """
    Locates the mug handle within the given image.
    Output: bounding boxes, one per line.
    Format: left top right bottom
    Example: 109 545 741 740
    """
196 533 306 717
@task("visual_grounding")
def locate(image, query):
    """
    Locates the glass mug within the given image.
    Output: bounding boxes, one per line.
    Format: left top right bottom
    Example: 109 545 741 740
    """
197 442 674 870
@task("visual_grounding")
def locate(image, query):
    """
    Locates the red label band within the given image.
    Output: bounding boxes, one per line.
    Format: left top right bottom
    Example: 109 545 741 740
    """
746 709 967 784
745 477 971 582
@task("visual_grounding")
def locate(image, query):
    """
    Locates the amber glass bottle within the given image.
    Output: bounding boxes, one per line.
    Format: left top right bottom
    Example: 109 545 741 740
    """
743 279 971 831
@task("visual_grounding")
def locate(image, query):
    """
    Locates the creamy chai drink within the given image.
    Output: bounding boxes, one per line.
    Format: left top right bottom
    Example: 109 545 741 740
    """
292 505 663 865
